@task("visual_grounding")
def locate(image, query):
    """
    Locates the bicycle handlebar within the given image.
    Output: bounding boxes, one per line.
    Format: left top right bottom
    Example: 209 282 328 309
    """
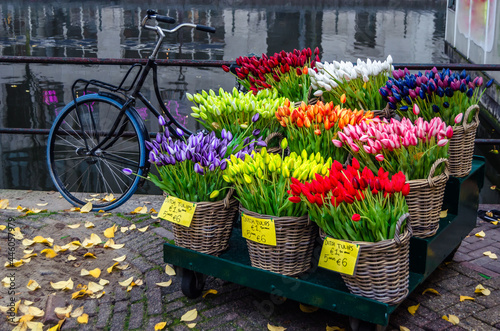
156 15 176 24
196 24 216 33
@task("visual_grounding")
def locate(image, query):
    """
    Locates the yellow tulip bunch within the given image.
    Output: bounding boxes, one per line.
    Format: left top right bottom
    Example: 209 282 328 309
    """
223 141 332 217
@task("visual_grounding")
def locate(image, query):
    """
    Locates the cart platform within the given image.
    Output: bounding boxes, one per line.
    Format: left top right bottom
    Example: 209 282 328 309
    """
163 156 485 327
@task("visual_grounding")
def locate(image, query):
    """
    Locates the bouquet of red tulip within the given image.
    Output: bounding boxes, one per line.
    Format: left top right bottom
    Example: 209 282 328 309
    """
288 158 409 242
223 48 321 103
275 97 375 162
333 117 452 180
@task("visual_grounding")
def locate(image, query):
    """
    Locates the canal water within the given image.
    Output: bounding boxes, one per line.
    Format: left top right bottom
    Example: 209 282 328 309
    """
1 0 499 203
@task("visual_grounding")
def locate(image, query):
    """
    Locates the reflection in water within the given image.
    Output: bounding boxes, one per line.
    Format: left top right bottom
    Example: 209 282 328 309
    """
1 0 498 202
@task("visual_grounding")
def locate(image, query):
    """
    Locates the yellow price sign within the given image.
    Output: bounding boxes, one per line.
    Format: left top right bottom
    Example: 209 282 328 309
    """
158 196 196 227
318 237 360 276
241 213 277 246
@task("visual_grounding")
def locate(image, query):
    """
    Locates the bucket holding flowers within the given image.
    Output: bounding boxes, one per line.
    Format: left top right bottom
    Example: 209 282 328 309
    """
124 117 259 256
335 116 451 237
223 142 331 276
288 159 412 304
381 67 494 177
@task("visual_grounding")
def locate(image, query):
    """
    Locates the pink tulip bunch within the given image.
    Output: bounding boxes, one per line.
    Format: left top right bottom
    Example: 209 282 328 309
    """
333 117 452 180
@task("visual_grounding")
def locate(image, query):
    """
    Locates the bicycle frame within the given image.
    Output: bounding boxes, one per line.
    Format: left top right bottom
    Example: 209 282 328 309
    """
70 13 208 158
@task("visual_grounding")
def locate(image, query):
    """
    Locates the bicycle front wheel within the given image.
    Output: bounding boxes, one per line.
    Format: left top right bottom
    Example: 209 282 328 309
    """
47 94 148 211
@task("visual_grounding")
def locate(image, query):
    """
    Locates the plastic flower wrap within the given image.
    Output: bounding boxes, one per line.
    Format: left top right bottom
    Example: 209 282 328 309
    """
275 99 375 163
310 55 393 111
380 67 494 125
188 87 287 140
223 143 332 217
333 117 452 180
223 48 321 103
124 117 260 202
288 159 409 242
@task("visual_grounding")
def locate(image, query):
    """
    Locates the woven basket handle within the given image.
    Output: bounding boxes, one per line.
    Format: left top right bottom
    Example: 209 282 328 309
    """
394 213 412 246
461 104 480 132
264 132 284 146
427 158 449 185
222 188 234 209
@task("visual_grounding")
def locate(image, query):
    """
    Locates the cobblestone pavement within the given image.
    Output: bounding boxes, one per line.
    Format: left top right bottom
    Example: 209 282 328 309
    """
0 190 499 330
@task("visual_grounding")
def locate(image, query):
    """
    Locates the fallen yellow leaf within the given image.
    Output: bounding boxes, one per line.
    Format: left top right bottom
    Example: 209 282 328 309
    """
22 253 38 259
119 277 134 287
26 280 41 291
22 239 35 246
326 326 345 331
69 207 80 212
5 259 25 267
181 308 198 322
475 284 491 296
40 249 57 258
103 194 115 202
90 233 102 245
70 306 84 318
475 231 485 238
67 224 80 229
23 248 34 254
107 262 119 273
156 280 173 287
103 226 116 238
0 225 6 231
267 323 286 331
187 323 196 329
149 208 157 214
11 227 24 240
490 253 498 259
99 279 109 286
89 268 101 278
422 288 441 295
492 221 498 225
77 313 89 324
202 289 217 298
90 194 100 197
131 206 148 214
88 282 104 293
26 208 47 214
460 296 475 302
54 305 73 319
442 314 459 325
439 210 448 218
54 244 69 253
81 202 92 213
36 203 49 206
1 277 10 287
33 236 53 246
103 239 124 249
408 303 420 316
165 265 176 276
24 300 34 306
83 252 97 259
85 221 95 228
299 303 319 313
155 322 167 330
0 199 9 209
50 278 74 291
120 226 129 233
129 224 136 230
27 321 44 331
138 225 149 232
113 255 127 262
71 286 89 299
67 255 77 261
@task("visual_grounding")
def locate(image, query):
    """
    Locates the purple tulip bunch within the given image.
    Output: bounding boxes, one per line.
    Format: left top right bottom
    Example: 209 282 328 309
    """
379 67 494 126
124 116 264 202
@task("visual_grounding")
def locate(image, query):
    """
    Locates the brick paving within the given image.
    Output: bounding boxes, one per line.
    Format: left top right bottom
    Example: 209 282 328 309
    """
0 191 499 330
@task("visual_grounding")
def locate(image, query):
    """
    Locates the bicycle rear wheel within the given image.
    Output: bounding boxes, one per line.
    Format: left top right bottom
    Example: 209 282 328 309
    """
47 94 148 211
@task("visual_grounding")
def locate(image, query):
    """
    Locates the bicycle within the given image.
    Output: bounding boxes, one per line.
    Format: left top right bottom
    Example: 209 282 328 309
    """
46 9 215 211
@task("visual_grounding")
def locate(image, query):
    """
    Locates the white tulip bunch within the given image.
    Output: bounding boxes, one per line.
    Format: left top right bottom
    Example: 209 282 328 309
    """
309 55 394 111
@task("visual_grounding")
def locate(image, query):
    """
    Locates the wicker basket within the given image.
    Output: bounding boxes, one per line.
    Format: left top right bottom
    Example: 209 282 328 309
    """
405 158 449 238
240 206 317 276
320 213 412 304
448 105 479 178
170 189 239 256
264 132 287 154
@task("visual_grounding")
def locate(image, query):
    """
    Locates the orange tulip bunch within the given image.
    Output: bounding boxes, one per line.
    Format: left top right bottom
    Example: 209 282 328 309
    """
275 96 375 162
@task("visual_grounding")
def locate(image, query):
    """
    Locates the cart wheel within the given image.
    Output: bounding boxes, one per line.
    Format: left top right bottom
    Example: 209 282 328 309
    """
349 317 387 331
180 268 206 299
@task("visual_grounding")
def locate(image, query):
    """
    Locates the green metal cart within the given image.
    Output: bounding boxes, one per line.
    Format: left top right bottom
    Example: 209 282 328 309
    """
163 156 485 330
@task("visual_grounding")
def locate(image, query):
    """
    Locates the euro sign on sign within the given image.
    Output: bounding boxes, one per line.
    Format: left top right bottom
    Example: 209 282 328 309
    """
241 213 277 246
318 237 360 276
158 196 196 227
